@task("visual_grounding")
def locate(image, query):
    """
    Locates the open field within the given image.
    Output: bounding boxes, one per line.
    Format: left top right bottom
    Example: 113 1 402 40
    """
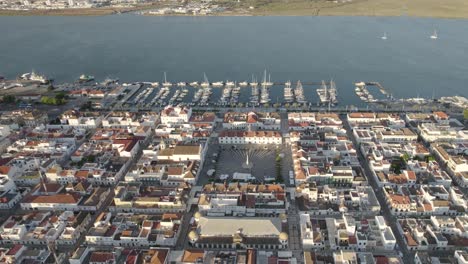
226 0 468 18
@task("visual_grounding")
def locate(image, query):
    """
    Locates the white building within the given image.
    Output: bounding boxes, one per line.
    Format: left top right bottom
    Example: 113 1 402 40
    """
160 106 192 125
218 131 282 145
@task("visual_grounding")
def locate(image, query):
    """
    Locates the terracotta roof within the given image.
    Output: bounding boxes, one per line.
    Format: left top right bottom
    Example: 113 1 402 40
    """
90 252 115 263
405 233 418 246
75 170 89 179
389 194 410 205
37 183 62 193
406 171 416 180
143 249 168 264
6 245 23 256
308 167 319 175
349 112 375 119
0 166 11 175
168 167 183 176
295 169 306 180
25 193 81 204
423 203 433 211
247 112 259 123
433 111 449 120
173 144 200 155
182 250 204 262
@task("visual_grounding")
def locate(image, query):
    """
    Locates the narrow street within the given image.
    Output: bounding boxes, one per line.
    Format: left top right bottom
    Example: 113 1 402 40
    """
175 206 195 250
287 195 304 263
342 116 414 264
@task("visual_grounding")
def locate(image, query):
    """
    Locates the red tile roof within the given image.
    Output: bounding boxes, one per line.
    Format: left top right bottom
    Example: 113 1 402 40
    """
90 252 115 263
6 245 23 256
25 193 81 204
0 166 11 175
433 111 448 120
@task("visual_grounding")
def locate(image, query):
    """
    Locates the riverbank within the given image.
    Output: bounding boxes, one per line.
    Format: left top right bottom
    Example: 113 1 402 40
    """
2 0 467 18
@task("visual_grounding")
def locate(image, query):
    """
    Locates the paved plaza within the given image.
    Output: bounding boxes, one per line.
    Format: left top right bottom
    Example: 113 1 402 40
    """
214 144 280 183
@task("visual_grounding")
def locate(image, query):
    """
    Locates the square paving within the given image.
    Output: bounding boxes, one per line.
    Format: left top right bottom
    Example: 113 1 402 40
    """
215 144 279 183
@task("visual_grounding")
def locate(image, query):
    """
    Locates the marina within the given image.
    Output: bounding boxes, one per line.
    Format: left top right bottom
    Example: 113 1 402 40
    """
316 80 338 106
354 81 392 103
0 73 468 116
2 70 466 115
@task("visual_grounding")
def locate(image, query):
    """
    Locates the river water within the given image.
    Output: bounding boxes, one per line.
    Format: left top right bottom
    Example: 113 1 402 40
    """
1 15 467 106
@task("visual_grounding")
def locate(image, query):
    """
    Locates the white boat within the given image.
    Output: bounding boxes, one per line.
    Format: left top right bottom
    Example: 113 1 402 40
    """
20 71 50 84
151 82 159 87
177 82 186 87
317 80 337 105
212 81 224 87
201 73 210 87
162 72 172 87
295 80 306 103
261 70 274 86
189 81 199 86
79 74 94 82
284 81 294 103
239 81 248 86
430 30 438 39
225 81 235 87
381 32 387 40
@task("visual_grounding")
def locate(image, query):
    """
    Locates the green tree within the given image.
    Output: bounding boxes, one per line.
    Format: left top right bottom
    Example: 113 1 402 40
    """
40 96 65 105
401 153 410 162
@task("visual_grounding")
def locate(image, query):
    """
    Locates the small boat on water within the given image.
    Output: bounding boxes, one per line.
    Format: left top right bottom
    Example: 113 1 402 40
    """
79 74 94 83
20 71 51 84
212 81 224 87
177 82 186 87
430 30 438 39
201 73 210 87
381 32 387 40
239 81 248 86
295 80 306 104
162 72 172 87
225 81 235 87
261 70 274 86
189 81 199 87
284 81 294 103
316 80 337 106
249 75 258 86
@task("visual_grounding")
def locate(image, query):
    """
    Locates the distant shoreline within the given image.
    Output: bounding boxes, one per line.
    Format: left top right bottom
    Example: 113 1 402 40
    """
2 10 468 19
2 0 468 19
